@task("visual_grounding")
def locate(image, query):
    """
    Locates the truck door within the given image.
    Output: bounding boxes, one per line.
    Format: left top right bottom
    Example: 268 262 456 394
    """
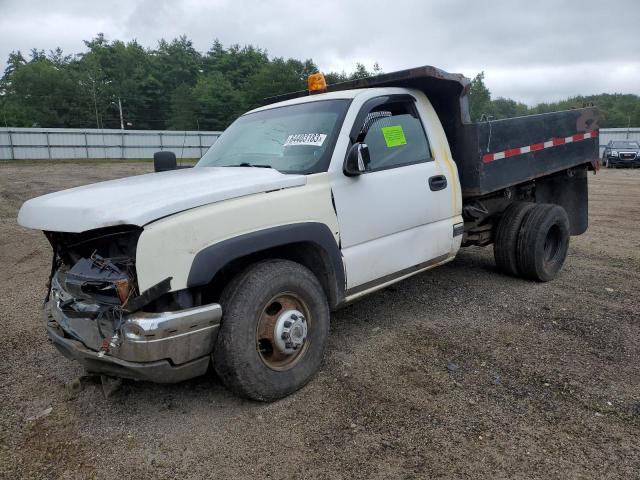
331 94 455 291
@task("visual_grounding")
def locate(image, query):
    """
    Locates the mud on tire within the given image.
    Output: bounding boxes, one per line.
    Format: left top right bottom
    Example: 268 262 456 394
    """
213 259 330 401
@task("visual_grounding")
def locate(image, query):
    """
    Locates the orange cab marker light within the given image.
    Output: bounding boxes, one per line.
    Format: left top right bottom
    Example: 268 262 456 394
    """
308 73 327 93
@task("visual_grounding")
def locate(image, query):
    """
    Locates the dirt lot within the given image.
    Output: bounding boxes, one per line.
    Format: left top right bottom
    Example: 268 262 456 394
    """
0 163 638 479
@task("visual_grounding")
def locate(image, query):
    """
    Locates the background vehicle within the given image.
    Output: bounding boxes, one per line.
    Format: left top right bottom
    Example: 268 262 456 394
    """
18 66 600 401
601 140 640 168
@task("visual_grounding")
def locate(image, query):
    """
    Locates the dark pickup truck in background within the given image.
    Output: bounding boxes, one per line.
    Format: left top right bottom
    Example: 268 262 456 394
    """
602 140 640 167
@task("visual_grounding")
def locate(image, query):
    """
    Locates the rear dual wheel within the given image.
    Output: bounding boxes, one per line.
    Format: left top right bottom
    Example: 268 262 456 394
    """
213 259 330 401
516 204 570 281
494 202 570 282
493 202 535 276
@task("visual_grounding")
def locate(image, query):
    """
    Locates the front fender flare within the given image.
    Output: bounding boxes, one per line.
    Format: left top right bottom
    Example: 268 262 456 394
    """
186 222 345 299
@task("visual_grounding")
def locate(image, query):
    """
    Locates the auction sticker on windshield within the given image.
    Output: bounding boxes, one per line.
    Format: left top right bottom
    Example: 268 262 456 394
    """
284 133 327 147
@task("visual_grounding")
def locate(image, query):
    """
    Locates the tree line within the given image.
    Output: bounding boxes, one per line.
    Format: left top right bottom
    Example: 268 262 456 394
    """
468 72 640 127
1 35 638 131
0 35 379 131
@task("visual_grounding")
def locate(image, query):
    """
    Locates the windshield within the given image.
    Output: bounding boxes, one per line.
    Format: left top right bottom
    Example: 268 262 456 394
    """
196 99 351 174
611 141 639 149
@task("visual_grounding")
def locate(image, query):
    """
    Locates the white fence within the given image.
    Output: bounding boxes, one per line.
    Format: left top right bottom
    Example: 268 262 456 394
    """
0 127 222 160
0 126 637 161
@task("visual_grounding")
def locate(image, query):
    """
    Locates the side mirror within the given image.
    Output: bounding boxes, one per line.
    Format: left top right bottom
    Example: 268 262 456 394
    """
343 143 370 176
154 151 177 172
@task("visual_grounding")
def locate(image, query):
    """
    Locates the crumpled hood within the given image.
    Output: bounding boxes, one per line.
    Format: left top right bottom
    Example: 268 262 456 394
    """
18 167 306 233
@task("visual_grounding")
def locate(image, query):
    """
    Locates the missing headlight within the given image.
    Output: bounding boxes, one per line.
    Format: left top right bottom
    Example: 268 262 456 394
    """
44 225 142 305
64 253 134 306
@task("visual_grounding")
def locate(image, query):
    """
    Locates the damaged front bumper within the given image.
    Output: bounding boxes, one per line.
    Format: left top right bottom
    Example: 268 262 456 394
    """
45 276 222 383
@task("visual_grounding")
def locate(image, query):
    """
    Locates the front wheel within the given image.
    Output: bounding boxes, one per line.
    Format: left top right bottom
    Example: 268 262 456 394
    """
214 259 330 401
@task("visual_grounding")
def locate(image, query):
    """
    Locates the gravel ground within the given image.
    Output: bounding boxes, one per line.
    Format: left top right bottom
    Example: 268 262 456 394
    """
0 163 639 479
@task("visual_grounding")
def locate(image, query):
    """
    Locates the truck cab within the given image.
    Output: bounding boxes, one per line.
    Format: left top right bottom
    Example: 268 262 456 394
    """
189 87 463 297
18 67 599 401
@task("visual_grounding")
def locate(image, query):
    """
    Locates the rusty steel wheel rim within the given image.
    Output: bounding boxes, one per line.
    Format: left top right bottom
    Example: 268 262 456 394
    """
255 292 311 371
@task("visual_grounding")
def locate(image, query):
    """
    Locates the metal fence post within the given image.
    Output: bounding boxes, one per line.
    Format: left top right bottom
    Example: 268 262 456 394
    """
84 131 89 159
45 131 52 159
198 132 203 157
159 132 163 151
8 130 14 160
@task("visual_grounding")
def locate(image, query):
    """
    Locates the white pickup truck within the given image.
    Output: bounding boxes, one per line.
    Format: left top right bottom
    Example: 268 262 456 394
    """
18 66 600 401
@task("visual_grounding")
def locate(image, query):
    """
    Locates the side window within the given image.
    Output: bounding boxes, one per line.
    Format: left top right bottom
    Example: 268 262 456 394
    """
356 99 432 171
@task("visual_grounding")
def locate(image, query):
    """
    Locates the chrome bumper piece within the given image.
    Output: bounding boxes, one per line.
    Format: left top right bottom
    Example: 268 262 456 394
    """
45 299 222 383
46 321 212 383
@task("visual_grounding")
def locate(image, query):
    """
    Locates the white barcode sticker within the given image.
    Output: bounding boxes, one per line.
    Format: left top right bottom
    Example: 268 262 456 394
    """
283 133 327 147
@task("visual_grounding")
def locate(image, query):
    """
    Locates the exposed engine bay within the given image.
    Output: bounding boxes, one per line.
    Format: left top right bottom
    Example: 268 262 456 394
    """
44 225 175 356
45 225 142 303
39 223 221 385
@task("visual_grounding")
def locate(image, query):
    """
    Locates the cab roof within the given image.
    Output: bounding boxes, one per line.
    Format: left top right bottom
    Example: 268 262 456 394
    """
259 65 472 123
247 88 368 115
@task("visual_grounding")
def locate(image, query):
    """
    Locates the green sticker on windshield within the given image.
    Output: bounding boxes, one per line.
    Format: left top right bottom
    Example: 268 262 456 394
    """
381 125 407 148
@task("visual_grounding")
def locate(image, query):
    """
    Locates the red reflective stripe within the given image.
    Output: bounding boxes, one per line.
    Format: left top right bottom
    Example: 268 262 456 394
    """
482 129 598 164
504 148 521 157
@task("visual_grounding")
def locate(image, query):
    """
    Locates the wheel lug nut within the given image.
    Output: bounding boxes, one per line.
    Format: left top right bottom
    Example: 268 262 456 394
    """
281 332 289 340
284 320 292 328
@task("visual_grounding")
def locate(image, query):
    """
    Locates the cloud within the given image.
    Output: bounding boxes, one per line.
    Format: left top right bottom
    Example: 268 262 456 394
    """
1 0 638 104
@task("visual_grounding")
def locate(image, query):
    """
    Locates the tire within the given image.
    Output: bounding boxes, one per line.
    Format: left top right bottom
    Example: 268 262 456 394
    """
516 204 570 282
213 259 330 401
494 202 536 276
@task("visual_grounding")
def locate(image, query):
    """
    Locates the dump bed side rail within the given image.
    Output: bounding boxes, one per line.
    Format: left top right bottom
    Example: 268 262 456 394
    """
457 107 600 198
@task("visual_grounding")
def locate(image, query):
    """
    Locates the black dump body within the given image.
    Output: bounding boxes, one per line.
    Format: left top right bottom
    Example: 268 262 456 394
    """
458 108 599 197
266 66 600 199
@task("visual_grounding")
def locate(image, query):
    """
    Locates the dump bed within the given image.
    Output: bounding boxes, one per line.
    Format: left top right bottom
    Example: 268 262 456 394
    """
265 66 600 198
457 107 599 197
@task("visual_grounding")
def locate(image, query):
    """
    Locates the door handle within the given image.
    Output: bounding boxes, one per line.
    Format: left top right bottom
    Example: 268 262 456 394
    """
428 175 447 191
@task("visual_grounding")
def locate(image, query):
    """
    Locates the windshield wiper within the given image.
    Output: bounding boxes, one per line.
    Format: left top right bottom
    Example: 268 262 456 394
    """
228 162 273 168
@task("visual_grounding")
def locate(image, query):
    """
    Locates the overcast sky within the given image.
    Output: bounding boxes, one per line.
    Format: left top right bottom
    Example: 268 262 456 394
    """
0 0 638 105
